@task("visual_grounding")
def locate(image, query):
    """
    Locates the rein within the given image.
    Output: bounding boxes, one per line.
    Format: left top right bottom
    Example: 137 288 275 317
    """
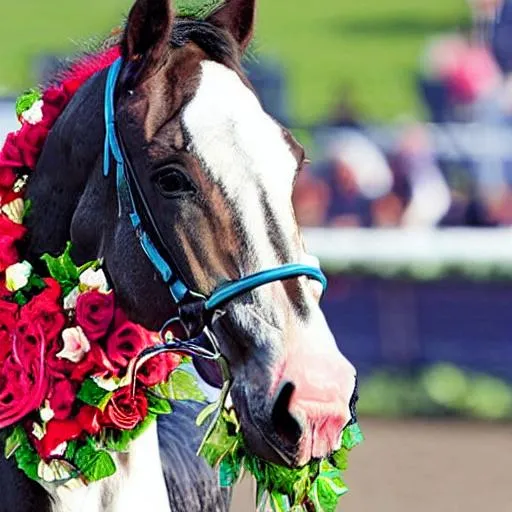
103 57 327 368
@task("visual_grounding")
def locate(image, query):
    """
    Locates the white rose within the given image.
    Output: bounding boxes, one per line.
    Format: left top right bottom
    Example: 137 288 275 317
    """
79 268 109 293
40 401 55 423
56 326 91 363
21 99 44 125
5 261 32 292
63 286 80 310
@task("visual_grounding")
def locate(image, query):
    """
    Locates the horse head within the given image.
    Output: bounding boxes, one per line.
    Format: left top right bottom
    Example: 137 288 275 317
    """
26 0 357 468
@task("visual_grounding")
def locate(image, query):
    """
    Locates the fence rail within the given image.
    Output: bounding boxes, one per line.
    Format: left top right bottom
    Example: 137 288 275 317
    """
303 227 512 270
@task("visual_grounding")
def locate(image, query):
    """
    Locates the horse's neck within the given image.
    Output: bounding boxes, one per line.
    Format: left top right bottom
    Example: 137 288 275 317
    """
48 422 170 512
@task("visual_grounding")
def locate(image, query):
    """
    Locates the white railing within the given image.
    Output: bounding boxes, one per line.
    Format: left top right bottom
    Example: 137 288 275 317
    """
302 228 512 272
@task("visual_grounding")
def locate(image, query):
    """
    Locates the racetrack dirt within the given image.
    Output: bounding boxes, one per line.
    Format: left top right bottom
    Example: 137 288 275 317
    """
230 418 512 511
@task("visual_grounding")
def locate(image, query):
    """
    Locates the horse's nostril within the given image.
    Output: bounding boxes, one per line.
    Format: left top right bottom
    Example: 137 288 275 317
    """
271 381 302 446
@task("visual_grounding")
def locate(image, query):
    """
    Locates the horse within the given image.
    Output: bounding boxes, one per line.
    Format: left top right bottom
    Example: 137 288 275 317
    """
0 0 357 510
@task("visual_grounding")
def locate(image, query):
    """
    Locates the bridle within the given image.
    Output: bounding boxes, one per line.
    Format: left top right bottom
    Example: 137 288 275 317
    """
103 57 327 378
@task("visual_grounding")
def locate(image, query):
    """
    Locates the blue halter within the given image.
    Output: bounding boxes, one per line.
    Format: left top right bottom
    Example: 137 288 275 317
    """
103 57 327 321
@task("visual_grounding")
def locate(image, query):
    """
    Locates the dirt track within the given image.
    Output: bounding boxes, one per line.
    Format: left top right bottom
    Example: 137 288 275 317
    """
230 418 512 511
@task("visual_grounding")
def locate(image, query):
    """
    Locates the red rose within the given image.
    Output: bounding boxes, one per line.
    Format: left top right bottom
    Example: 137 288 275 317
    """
48 378 76 420
76 290 115 341
137 353 181 387
41 87 71 127
21 279 65 342
69 343 116 382
46 342 75 378
38 405 101 459
0 132 24 170
106 322 152 372
102 387 148 430
14 320 44 373
0 348 48 430
0 299 18 363
16 123 49 170
0 168 16 190
0 216 27 271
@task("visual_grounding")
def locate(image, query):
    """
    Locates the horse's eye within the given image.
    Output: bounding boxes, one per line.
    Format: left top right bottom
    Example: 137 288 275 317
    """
152 167 196 198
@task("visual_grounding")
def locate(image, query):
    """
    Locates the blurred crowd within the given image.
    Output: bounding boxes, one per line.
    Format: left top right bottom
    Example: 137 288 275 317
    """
286 0 512 228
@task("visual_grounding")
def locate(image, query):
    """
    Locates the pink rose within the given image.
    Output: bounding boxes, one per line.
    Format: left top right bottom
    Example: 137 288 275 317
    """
56 326 91 363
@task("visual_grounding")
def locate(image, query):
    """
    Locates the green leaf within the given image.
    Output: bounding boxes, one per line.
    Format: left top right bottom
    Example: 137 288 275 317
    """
342 423 364 450
269 491 290 512
331 447 349 472
41 242 80 295
13 291 28 306
13 429 40 482
308 461 348 512
130 412 157 441
4 426 25 459
27 273 46 291
168 369 207 402
104 413 157 453
291 466 311 505
64 440 78 460
77 379 113 411
196 401 219 427
198 413 239 467
74 444 116 483
104 430 133 453
77 260 99 275
22 199 32 221
16 89 41 117
147 393 172 415
219 453 242 488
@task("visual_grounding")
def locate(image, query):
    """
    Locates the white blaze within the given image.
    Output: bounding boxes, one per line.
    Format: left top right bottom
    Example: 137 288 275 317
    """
182 60 297 268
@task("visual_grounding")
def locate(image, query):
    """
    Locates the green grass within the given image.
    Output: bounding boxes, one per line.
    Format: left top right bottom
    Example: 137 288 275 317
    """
0 0 469 122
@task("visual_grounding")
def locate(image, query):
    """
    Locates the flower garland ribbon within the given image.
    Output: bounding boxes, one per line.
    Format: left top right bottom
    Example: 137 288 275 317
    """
0 41 362 511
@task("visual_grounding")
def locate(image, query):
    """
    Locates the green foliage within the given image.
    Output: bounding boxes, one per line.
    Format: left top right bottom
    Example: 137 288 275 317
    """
77 379 114 411
307 461 348 512
64 440 78 460
22 199 32 221
199 407 363 511
12 272 47 306
358 365 512 420
342 423 364 450
41 242 81 296
8 427 40 482
147 393 173 415
15 89 41 117
0 0 470 122
4 425 25 459
167 368 207 402
73 440 116 482
13 291 28 306
175 0 221 18
104 412 157 453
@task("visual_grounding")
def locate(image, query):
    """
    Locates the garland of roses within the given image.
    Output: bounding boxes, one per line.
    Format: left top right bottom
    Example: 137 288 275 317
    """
0 45 206 486
0 40 363 510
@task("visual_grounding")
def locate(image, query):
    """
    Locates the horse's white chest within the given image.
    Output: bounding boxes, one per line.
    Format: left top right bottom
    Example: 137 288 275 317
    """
49 423 170 512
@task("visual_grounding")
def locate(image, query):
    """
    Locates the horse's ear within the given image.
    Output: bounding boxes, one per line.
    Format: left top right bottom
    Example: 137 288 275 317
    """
207 0 256 52
122 0 174 72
